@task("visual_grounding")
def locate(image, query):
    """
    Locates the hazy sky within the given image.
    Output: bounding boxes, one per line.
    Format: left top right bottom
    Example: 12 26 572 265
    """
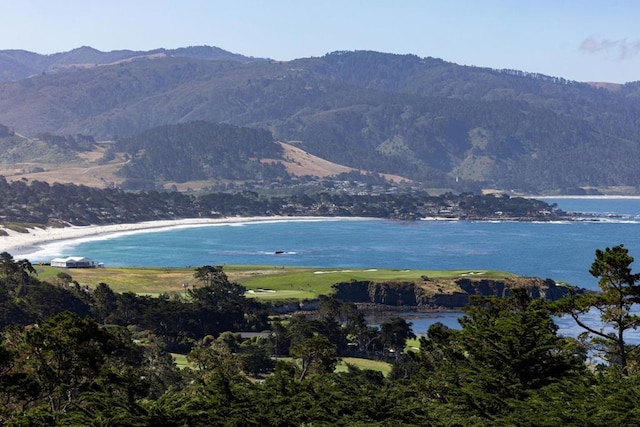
1 0 639 83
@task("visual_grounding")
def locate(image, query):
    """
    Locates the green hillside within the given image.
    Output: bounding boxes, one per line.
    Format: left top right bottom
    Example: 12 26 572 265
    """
1 48 639 193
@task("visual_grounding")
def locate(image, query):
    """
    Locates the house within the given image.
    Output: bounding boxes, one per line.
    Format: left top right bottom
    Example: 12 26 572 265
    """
50 256 96 268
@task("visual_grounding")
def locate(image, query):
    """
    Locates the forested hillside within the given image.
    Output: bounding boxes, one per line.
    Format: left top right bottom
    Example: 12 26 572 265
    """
1 47 639 193
114 121 287 188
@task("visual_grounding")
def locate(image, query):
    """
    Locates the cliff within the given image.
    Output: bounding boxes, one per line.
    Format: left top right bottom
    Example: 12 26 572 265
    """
331 277 581 309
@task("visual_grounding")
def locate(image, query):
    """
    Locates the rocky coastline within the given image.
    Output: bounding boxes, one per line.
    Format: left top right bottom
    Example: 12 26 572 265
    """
269 276 587 315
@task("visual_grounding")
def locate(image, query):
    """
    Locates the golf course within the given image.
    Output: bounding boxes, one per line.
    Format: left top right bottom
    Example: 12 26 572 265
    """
34 264 516 300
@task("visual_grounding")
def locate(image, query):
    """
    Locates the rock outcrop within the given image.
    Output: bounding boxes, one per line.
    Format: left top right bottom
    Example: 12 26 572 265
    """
331 277 582 309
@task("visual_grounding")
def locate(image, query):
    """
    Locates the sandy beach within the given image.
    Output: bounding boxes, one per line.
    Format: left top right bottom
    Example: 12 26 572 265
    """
0 216 359 258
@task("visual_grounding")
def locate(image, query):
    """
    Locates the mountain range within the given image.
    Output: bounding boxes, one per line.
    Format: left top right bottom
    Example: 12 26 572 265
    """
0 45 639 194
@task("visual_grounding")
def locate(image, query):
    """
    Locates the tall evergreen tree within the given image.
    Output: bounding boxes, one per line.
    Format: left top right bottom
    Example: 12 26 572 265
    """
427 289 587 418
557 244 640 374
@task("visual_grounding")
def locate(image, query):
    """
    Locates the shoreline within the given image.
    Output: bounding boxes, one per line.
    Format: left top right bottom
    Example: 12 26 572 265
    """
530 195 640 200
2 193 638 260
1 216 371 258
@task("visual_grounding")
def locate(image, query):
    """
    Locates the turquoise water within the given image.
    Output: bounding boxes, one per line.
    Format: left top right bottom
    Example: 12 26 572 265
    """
25 198 640 291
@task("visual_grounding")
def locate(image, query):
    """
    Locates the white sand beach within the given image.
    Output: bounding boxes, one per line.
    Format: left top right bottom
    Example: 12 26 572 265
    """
0 216 362 258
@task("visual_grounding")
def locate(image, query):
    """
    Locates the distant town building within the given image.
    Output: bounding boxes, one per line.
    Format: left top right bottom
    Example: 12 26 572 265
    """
50 256 96 268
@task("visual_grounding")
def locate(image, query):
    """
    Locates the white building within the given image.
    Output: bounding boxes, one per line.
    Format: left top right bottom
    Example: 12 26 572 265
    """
50 256 96 268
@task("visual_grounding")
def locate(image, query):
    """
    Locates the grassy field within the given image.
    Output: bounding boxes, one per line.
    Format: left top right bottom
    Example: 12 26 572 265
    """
36 265 196 296
405 338 422 352
171 353 191 369
335 357 393 376
172 354 392 376
35 265 515 300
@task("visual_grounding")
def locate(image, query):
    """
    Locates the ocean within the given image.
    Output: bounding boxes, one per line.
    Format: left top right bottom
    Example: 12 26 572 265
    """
25 197 640 292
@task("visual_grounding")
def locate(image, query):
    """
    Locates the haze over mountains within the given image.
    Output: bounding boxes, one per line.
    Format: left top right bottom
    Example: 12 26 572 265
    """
0 45 639 194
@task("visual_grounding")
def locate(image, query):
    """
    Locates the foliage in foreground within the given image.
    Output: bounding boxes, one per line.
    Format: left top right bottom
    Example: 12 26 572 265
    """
2 246 640 425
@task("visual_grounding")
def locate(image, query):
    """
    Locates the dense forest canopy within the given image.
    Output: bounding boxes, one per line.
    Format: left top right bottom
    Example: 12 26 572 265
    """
115 121 287 186
1 246 640 425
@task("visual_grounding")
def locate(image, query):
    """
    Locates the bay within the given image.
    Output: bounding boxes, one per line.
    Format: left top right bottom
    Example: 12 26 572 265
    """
24 197 640 341
30 198 640 291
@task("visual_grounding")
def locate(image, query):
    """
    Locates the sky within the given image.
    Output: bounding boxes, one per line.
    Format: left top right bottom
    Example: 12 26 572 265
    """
1 0 639 83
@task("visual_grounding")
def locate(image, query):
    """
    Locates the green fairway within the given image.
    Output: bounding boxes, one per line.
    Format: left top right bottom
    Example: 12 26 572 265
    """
35 264 515 301
238 267 513 300
171 353 191 369
405 338 422 352
336 357 393 376
276 356 393 376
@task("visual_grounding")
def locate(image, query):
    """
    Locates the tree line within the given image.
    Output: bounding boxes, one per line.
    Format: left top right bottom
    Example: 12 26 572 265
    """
0 245 640 424
0 176 569 228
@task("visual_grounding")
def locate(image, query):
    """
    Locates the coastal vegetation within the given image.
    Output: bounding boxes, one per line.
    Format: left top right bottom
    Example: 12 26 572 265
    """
0 175 571 230
1 246 639 424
